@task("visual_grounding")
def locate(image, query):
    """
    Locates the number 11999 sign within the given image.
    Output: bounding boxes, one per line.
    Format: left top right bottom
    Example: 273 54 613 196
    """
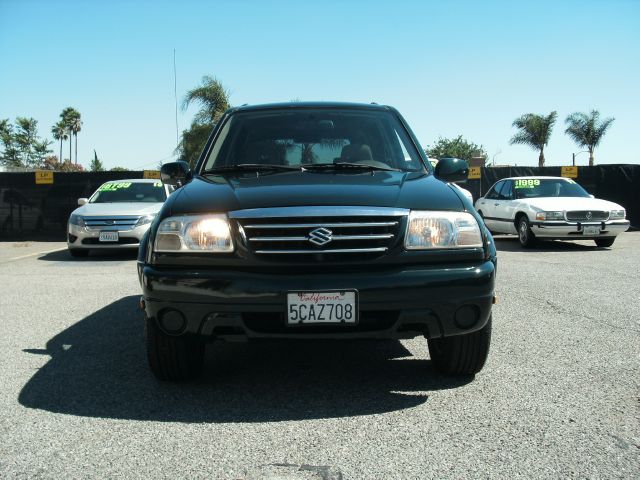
287 291 357 325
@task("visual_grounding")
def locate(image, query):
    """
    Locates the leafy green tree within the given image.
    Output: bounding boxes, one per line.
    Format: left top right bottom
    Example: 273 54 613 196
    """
564 110 614 166
110 166 128 171
178 76 231 167
90 150 104 171
0 119 21 168
425 135 487 162
509 111 557 167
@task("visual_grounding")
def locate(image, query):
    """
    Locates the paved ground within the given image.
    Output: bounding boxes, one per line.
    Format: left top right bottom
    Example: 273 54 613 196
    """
0 234 638 479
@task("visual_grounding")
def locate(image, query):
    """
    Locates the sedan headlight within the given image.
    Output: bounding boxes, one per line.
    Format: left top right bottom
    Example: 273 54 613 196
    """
536 211 564 221
136 214 156 227
405 211 482 249
610 209 626 220
154 214 233 252
69 214 85 227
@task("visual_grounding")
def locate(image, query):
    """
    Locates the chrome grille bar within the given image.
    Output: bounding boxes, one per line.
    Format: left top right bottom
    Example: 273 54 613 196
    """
249 234 395 242
255 247 389 254
243 221 398 229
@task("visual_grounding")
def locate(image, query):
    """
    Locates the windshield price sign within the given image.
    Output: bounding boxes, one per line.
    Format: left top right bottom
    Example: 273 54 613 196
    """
514 179 541 189
35 170 53 185
561 166 578 178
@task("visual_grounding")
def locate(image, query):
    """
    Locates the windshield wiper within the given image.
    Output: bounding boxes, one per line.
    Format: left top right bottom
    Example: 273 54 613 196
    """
302 162 402 172
202 163 302 174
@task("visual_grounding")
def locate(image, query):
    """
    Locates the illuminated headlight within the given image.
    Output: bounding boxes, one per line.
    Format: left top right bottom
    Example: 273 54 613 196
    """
154 214 233 252
536 211 564 221
610 209 625 220
135 214 156 227
69 214 85 227
404 211 482 249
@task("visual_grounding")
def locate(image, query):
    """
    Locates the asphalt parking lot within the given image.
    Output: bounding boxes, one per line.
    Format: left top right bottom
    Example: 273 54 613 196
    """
0 234 638 479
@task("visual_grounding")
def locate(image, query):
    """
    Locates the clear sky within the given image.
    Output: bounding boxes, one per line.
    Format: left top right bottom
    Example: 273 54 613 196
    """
1 0 639 170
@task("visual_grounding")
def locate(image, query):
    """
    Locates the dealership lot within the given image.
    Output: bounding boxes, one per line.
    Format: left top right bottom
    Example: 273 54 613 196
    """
0 234 638 479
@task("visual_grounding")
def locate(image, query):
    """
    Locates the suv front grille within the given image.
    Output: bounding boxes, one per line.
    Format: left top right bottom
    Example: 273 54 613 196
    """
231 206 407 260
566 210 609 222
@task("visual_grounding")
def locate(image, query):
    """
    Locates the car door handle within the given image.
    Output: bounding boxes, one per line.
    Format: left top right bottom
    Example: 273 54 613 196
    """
494 203 500 206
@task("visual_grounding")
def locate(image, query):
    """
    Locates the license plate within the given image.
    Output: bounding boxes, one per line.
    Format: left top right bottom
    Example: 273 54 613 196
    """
99 231 119 242
583 226 600 236
287 291 357 325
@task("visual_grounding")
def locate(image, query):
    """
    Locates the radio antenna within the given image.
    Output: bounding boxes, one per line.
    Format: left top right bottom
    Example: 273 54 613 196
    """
173 48 179 149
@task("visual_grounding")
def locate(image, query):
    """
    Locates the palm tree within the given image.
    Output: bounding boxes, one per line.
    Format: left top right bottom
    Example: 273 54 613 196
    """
70 115 82 165
565 110 614 166
51 121 67 163
179 76 231 167
509 112 557 167
60 107 81 163
182 76 230 125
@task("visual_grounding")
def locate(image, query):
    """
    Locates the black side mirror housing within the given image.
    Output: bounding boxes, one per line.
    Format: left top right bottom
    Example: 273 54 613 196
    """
434 158 469 183
160 161 192 187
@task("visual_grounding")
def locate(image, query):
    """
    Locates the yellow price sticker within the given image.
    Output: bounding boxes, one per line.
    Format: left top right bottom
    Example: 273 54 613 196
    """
468 167 481 179
143 170 161 179
561 166 578 178
35 170 54 184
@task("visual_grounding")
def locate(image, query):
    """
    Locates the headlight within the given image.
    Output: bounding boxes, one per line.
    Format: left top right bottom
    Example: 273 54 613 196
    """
610 209 625 220
154 214 233 252
69 214 85 227
404 211 482 249
136 214 156 227
536 211 564 221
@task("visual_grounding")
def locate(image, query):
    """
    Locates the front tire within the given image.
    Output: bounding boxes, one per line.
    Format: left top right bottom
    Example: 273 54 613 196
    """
595 238 615 248
68 248 89 258
428 316 492 375
145 316 205 381
517 216 536 248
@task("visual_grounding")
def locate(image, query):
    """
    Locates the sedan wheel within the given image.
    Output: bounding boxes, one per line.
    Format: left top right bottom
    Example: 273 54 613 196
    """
518 217 536 248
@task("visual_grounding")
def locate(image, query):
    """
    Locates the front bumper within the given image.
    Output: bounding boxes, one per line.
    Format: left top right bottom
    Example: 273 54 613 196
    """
68 223 151 249
531 219 630 239
139 260 496 341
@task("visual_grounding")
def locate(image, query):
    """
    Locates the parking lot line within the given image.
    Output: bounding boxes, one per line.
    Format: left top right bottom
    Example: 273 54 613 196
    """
1 247 66 263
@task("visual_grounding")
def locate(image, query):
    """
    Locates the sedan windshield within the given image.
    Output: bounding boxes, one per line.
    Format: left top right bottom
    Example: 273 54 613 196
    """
202 108 426 173
514 178 591 199
90 182 167 203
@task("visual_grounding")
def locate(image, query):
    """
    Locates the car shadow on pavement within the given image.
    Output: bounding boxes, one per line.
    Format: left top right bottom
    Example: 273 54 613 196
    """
19 296 472 423
37 249 138 262
493 236 605 253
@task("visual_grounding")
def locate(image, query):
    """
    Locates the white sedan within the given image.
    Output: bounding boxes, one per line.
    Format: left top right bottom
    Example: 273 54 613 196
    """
67 179 172 257
474 176 630 248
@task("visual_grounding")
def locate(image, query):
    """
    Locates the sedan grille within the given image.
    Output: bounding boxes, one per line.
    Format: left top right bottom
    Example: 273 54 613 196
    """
565 211 609 222
83 216 141 231
231 207 407 260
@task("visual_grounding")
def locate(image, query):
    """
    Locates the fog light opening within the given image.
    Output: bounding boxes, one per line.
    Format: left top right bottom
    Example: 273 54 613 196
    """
159 309 187 334
454 305 480 330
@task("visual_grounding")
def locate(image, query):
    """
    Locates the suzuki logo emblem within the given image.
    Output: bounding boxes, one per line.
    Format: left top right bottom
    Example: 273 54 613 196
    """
585 211 593 220
308 227 333 246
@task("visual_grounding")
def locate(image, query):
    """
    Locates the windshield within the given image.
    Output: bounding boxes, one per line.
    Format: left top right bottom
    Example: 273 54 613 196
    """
202 108 426 172
90 181 167 203
514 178 591 199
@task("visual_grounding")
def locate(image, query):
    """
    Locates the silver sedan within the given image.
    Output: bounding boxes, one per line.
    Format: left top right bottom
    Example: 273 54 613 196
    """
67 179 171 257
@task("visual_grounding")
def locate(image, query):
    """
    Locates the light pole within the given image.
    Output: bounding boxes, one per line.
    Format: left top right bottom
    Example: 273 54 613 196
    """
492 149 502 167
572 150 589 166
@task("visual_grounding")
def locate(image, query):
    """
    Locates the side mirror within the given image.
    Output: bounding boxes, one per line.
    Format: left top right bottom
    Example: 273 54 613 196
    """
434 158 469 183
160 161 192 187
78 198 88 206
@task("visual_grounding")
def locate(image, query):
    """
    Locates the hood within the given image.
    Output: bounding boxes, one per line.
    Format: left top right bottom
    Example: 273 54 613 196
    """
72 202 164 217
517 196 624 211
167 171 464 215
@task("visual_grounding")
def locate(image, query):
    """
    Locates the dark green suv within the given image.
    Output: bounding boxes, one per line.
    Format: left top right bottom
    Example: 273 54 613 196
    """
138 102 496 381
